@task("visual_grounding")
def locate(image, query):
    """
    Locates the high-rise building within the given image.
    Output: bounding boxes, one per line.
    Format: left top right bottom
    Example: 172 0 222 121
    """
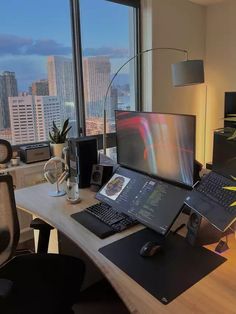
83 56 111 118
0 71 18 129
0 78 4 130
32 79 49 96
9 95 62 144
34 96 61 142
9 95 36 144
110 86 118 121
47 56 75 120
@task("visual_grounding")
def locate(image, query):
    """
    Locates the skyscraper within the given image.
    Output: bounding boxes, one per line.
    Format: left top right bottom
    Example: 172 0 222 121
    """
83 56 111 118
47 56 75 120
9 95 62 144
109 86 118 127
9 95 36 144
31 79 49 96
34 96 61 142
0 71 18 129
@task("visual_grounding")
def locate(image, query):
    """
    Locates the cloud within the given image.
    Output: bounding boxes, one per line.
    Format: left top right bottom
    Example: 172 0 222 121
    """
0 34 32 55
25 39 71 56
83 47 129 58
0 34 128 59
0 33 71 56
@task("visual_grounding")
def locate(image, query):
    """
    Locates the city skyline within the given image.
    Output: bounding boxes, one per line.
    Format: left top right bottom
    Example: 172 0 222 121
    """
0 53 131 143
0 0 131 91
0 0 134 144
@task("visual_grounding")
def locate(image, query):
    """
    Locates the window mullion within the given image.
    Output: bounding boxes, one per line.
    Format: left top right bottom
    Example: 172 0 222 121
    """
70 0 86 136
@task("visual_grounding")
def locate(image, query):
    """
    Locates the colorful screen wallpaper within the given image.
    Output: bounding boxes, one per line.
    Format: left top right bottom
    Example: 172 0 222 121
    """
115 111 195 187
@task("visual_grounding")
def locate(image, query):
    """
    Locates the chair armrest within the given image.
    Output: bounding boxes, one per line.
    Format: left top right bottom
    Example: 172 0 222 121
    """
0 279 13 298
30 218 54 254
30 218 54 231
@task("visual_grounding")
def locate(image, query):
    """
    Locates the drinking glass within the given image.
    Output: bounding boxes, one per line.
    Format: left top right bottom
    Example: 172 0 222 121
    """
66 176 81 204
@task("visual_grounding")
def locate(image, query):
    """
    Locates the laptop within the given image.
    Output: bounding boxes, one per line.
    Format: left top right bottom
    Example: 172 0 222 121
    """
72 166 188 238
185 129 236 232
96 166 188 236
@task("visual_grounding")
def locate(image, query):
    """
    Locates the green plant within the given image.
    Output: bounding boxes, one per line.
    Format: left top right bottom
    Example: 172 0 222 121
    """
49 118 72 144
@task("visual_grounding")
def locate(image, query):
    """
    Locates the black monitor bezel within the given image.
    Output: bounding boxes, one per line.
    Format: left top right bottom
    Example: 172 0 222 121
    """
115 110 196 190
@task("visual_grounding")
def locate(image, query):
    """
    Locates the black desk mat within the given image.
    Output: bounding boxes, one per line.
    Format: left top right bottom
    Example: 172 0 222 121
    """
99 229 226 304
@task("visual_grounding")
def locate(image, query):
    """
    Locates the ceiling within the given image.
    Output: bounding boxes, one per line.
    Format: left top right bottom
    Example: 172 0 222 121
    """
189 0 227 5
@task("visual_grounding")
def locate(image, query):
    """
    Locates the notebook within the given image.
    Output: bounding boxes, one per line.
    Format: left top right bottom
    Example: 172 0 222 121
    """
185 132 236 232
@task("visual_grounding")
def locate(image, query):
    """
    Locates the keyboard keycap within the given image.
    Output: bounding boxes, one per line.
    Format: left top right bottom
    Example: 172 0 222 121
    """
85 203 138 233
196 172 236 214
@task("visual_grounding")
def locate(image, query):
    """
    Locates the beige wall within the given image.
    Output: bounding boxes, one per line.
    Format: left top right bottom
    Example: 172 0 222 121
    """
205 0 236 163
142 0 206 163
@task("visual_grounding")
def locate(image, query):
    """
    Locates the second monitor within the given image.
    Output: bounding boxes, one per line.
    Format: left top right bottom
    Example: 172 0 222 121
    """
115 110 196 189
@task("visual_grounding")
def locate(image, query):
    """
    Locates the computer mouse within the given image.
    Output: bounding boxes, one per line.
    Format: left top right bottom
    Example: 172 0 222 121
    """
139 241 163 257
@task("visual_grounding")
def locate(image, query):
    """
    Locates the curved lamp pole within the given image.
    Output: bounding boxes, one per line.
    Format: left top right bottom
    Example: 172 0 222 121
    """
103 47 204 155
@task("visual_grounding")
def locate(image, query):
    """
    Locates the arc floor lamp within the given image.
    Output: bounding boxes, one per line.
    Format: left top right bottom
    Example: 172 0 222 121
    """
103 47 205 154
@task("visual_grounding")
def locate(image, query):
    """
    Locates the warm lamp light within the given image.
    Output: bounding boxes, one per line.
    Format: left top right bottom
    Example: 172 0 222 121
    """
103 47 205 154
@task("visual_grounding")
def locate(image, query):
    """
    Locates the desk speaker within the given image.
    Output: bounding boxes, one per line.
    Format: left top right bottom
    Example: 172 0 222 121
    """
68 137 98 188
186 208 223 246
90 165 113 192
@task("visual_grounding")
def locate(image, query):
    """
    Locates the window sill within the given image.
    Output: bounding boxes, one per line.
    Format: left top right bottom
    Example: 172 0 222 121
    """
0 160 46 174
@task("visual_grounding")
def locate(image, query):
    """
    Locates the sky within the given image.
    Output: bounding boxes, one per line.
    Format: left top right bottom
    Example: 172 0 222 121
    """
0 0 132 91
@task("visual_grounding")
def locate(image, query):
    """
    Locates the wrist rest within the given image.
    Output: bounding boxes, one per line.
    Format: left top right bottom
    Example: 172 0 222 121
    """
71 211 116 239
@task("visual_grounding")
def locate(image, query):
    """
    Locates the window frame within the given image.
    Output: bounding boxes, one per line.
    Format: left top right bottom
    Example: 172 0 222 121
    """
10 0 141 151
70 0 141 148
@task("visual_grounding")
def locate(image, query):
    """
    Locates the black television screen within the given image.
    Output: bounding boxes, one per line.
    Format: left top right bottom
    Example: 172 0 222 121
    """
225 92 236 116
115 110 196 188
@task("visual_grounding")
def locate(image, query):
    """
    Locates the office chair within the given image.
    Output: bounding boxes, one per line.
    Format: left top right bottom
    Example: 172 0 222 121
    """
0 174 85 314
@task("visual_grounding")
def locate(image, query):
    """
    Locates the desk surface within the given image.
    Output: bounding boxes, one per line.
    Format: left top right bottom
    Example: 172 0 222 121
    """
15 183 236 314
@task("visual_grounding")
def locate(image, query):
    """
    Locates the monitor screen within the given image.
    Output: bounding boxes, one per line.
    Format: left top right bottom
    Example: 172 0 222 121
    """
225 92 236 116
115 111 196 188
96 166 187 235
212 129 236 178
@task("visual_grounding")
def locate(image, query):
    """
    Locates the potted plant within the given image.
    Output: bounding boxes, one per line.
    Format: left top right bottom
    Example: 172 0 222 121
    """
49 118 71 157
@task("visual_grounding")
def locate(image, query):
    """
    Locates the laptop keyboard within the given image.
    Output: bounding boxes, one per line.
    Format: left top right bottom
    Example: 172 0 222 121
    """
85 202 138 232
196 172 236 213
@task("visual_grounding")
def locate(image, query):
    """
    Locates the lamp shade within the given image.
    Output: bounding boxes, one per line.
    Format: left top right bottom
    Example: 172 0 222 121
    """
171 59 204 87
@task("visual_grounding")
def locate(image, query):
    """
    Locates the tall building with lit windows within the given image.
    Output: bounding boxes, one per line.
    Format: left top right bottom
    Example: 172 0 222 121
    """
9 95 61 144
0 71 18 129
83 56 111 118
47 56 75 119
9 95 36 144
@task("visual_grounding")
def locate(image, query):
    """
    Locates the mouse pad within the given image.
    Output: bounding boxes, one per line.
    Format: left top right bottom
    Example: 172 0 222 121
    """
99 229 226 304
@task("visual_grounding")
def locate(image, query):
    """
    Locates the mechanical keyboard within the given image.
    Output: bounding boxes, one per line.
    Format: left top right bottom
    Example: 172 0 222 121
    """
196 171 236 213
85 202 138 232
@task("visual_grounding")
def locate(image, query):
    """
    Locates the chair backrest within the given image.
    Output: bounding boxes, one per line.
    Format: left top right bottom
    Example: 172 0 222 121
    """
0 174 20 266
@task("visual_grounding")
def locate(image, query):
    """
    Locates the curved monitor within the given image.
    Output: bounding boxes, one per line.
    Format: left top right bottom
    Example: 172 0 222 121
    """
115 110 196 188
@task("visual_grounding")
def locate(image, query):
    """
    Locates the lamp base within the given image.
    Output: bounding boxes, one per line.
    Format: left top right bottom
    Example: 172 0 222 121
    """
48 190 66 197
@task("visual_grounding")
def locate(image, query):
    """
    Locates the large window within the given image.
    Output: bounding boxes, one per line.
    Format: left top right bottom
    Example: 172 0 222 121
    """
0 0 77 145
0 0 140 147
78 0 139 136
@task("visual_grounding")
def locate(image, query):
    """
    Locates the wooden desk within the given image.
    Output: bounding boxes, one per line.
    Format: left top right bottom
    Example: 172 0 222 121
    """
15 183 236 314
